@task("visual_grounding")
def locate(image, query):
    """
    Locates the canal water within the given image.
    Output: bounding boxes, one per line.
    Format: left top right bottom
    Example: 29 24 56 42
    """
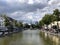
0 29 60 45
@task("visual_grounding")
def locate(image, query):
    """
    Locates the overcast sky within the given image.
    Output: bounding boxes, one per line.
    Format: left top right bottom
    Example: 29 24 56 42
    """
0 0 60 23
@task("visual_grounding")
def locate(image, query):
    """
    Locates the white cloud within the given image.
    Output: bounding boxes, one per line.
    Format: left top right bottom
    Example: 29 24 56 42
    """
48 0 60 5
25 12 33 20
34 0 41 3
28 0 48 4
8 9 44 22
2 0 48 4
57 3 60 6
18 0 26 3
1 0 60 23
28 0 34 4
1 0 27 5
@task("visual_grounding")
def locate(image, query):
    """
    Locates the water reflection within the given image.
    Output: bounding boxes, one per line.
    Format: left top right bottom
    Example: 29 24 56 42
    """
0 30 44 45
21 30 44 45
0 32 22 45
40 31 60 45
0 30 60 45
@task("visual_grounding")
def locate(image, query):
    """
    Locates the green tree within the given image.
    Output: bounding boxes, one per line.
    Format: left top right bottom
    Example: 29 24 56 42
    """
50 14 57 22
53 9 60 31
14 20 18 27
4 15 11 28
39 20 44 29
18 22 23 27
14 21 23 28
49 14 57 28
24 23 30 28
42 14 52 30
4 15 14 32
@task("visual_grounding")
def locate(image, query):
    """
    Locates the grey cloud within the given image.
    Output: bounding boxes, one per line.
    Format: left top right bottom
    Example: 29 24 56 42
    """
1 0 59 23
0 0 47 13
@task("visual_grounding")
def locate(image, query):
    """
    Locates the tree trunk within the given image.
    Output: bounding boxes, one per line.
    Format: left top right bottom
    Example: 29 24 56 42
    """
57 21 59 32
47 25 49 31
51 23 52 28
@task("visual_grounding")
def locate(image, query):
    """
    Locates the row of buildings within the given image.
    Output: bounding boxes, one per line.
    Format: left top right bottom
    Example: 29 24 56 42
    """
48 21 60 29
43 21 60 32
0 15 5 30
0 15 23 31
43 21 60 29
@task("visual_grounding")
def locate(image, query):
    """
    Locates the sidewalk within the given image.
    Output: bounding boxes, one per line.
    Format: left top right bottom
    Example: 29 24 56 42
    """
40 30 60 37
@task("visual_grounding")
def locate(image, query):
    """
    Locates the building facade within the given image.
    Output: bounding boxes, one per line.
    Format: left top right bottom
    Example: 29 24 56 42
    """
48 21 60 29
0 15 5 30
